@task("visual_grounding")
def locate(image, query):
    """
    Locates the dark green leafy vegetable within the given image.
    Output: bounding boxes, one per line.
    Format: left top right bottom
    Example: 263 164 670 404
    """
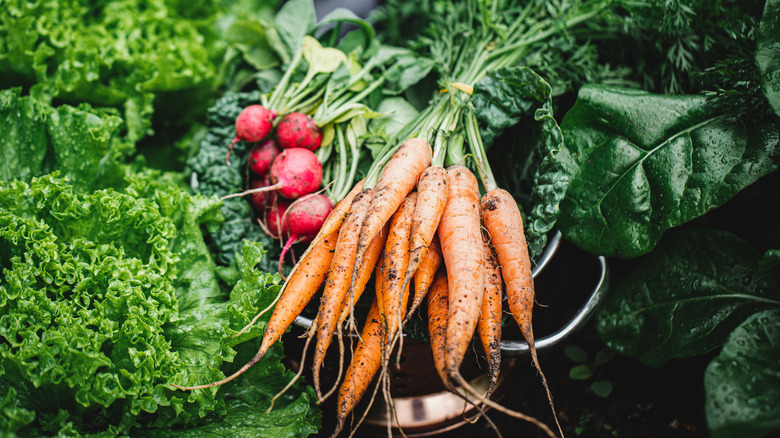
596 227 780 366
188 91 278 271
704 308 780 438
558 84 780 258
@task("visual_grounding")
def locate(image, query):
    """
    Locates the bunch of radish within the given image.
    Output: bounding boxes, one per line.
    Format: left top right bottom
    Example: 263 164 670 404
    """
228 105 334 274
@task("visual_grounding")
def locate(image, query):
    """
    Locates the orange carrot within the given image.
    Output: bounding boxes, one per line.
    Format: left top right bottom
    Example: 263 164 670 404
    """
376 191 417 343
320 223 390 403
477 235 503 400
481 188 562 437
437 165 484 377
404 235 443 325
351 138 431 293
172 230 339 391
426 270 449 386
338 223 389 327
311 189 373 399
399 165 448 310
332 298 384 438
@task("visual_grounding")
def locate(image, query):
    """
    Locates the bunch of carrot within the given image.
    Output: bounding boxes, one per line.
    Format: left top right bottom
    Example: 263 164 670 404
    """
175 117 562 436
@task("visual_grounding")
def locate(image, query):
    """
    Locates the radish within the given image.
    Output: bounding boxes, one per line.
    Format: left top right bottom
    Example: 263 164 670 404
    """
276 112 322 151
255 147 323 200
248 139 282 176
226 105 277 165
276 193 333 274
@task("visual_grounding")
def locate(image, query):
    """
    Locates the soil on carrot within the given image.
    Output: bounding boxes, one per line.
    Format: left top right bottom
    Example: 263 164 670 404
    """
285 238 709 438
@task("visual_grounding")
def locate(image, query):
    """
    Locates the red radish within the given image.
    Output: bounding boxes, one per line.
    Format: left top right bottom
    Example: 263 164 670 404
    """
264 148 323 200
277 194 333 274
248 175 276 211
266 199 291 239
276 112 322 151
226 105 277 165
248 139 282 176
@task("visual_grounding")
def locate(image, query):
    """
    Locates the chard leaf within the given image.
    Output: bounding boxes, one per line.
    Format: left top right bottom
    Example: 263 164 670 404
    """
558 84 780 258
596 227 780 367
757 0 780 117
705 309 780 438
472 66 568 260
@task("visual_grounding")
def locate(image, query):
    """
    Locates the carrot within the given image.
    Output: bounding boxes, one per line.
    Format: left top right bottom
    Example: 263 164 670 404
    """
426 269 502 437
172 230 339 391
477 235 503 401
312 189 373 399
351 138 431 293
319 223 389 403
426 269 450 386
437 165 484 377
399 165 448 316
403 235 443 326
338 223 389 327
332 298 384 438
376 191 417 344
481 188 562 438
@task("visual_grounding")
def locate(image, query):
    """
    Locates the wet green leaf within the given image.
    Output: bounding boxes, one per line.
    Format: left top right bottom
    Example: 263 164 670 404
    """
705 309 780 438
558 85 780 258
597 227 780 366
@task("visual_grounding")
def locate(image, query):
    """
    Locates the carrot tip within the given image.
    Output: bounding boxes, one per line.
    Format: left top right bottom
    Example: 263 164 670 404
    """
330 417 345 438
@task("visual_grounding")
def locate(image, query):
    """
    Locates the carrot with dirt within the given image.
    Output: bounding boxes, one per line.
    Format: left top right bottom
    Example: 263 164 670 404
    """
403 235 443 326
375 191 417 346
436 164 485 378
481 187 562 435
350 137 431 294
426 269 450 386
398 165 448 318
456 111 561 437
332 297 385 438
319 223 389 403
477 235 503 401
311 188 373 400
338 222 389 327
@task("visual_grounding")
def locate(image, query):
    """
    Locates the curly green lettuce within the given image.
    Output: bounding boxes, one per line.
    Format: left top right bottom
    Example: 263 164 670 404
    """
0 174 318 437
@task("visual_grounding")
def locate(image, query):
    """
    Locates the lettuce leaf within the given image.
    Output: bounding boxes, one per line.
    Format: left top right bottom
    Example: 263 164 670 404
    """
0 174 318 436
0 87 133 192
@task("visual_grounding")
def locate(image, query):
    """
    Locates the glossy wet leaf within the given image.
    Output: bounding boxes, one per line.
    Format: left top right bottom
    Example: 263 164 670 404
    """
756 0 780 117
705 309 780 438
596 227 780 366
558 85 780 258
